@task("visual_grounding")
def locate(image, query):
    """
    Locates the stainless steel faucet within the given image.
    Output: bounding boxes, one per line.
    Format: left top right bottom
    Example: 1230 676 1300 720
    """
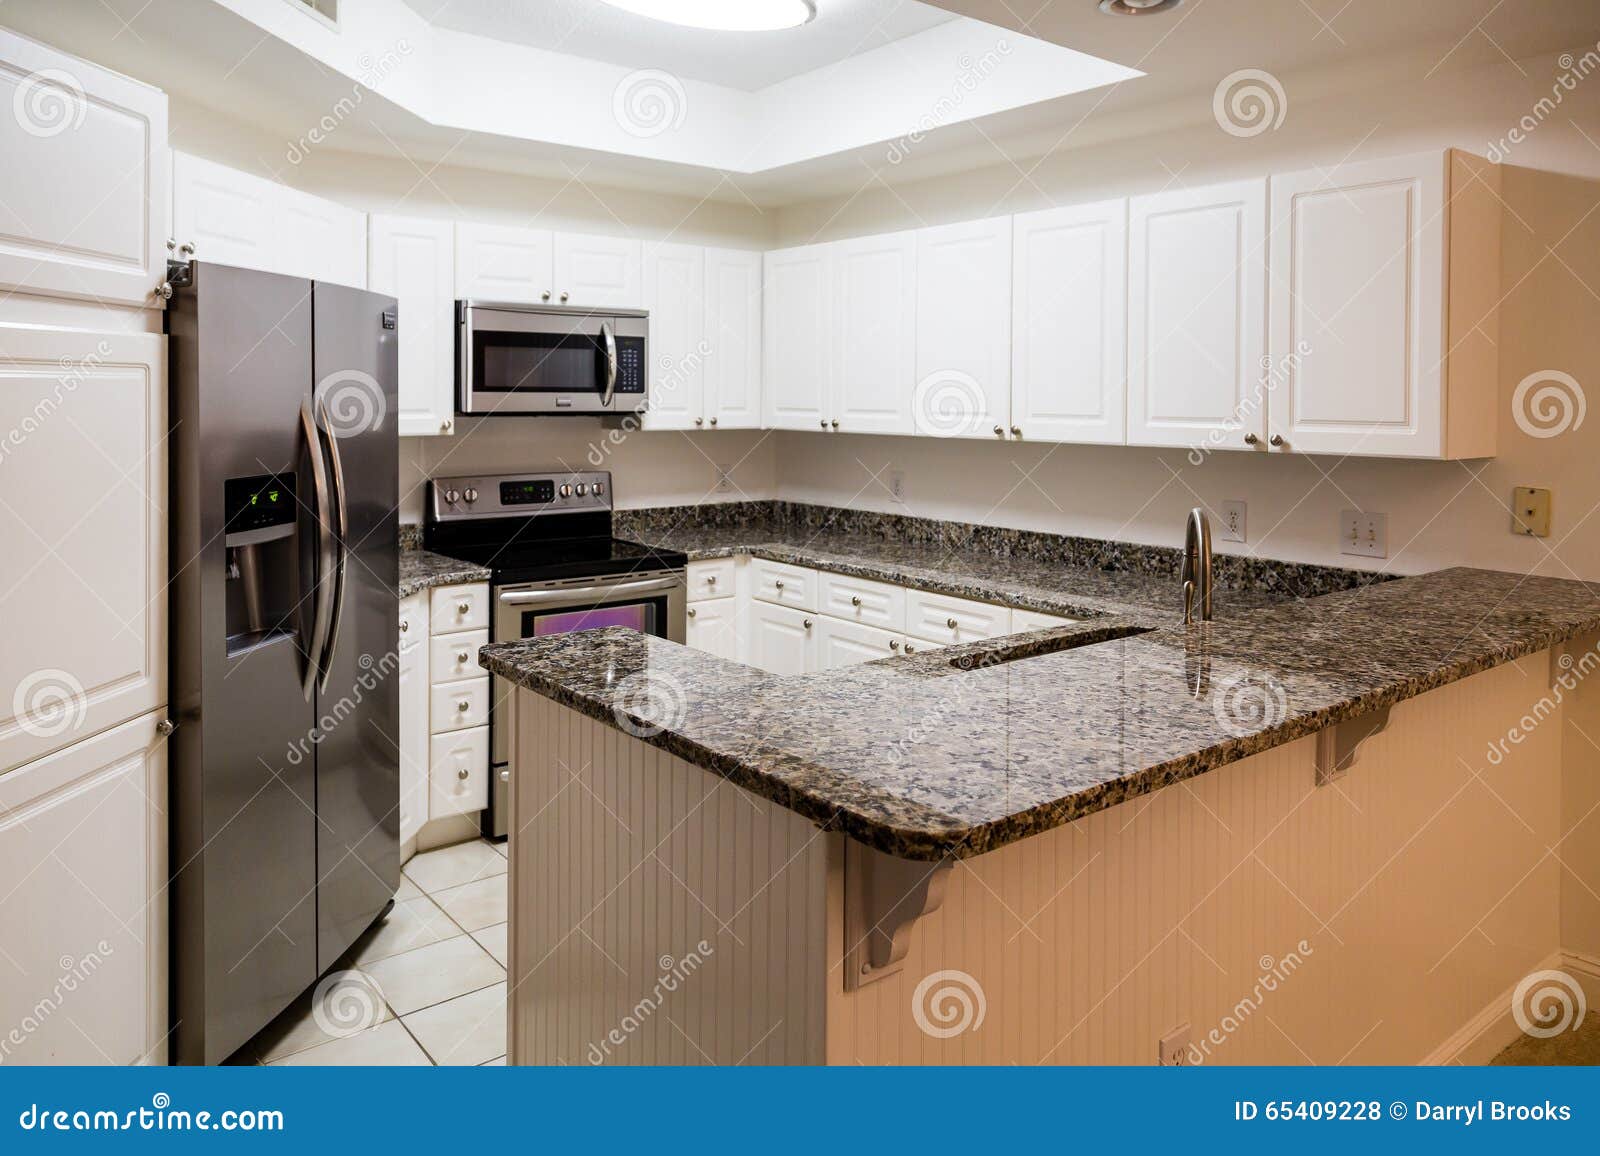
1181 507 1213 625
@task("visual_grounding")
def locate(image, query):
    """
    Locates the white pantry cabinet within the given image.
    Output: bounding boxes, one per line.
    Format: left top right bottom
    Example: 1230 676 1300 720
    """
397 594 429 846
1011 199 1128 445
1127 178 1268 450
1267 149 1499 459
641 240 706 430
686 598 741 662
702 247 763 429
914 217 1012 440
454 221 554 304
831 231 917 435
369 214 456 436
552 232 642 308
0 326 166 775
747 601 817 675
0 710 168 1064
763 243 833 431
0 28 169 310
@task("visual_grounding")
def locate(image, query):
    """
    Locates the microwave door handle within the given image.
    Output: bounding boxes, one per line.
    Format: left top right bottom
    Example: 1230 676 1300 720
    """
600 322 617 406
498 575 682 606
315 398 349 694
299 398 335 701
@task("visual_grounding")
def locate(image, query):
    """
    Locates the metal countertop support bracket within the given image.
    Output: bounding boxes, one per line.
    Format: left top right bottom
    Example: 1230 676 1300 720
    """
843 840 953 991
1314 703 1393 786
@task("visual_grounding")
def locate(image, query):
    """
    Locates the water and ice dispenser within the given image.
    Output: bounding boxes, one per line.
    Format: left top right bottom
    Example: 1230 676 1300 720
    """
223 473 298 652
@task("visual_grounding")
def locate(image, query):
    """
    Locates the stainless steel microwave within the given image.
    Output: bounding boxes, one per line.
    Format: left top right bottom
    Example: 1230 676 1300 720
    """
456 301 648 416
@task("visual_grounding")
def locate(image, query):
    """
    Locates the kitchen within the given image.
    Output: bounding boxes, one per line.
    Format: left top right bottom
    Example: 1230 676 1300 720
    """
1 0 1599 1073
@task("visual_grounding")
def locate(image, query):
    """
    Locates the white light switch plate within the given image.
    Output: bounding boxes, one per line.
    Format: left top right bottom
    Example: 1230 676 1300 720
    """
1340 509 1387 559
1217 500 1246 542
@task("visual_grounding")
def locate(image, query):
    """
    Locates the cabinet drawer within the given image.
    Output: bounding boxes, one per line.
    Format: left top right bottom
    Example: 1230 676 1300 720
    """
814 617 904 669
399 593 427 644
429 726 488 818
752 558 817 611
687 558 736 602
430 583 489 634
1011 608 1078 633
906 588 1011 645
818 571 905 631
430 629 488 684
431 676 489 733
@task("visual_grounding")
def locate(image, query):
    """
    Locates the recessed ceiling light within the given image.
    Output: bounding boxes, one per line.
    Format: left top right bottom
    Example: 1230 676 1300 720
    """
1098 0 1183 14
601 0 818 32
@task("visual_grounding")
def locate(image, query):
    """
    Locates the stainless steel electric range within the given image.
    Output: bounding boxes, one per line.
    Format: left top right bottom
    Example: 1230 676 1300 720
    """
423 470 686 839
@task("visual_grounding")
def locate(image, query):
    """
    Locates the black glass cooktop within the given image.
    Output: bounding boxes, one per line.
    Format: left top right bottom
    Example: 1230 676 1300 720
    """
433 534 686 585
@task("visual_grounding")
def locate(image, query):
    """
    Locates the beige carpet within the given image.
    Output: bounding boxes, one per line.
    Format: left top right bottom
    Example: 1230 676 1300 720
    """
1491 1014 1600 1065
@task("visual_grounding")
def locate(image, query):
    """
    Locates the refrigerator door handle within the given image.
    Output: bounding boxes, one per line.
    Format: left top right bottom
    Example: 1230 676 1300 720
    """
316 398 349 694
300 397 335 701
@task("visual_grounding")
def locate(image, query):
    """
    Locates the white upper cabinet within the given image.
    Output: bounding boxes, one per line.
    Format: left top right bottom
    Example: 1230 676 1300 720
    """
641 240 706 430
1011 199 1128 445
703 247 763 429
832 231 916 435
0 327 166 775
915 217 1012 440
552 232 642 308
369 214 456 437
274 185 366 288
0 28 169 310
763 243 833 431
1127 178 1268 450
454 221 554 303
1267 149 1498 459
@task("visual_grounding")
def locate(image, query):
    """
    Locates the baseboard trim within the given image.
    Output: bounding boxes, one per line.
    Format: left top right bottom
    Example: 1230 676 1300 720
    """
1423 949 1600 1065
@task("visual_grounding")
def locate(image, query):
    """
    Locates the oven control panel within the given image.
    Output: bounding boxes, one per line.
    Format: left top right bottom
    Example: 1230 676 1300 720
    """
429 471 612 520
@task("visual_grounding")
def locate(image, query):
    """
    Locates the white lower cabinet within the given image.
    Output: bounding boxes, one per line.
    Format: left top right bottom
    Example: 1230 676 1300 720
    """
905 587 1012 646
0 710 168 1065
814 617 903 669
397 593 429 845
0 327 166 776
429 727 489 818
685 598 741 662
747 601 817 675
423 581 490 823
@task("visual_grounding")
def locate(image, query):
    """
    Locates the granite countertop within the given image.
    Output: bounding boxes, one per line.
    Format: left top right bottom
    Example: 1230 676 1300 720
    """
398 548 491 598
481 566 1600 862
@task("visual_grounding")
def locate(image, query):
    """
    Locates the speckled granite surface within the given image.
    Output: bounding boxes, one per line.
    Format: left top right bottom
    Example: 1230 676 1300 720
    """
398 548 490 598
482 567 1600 861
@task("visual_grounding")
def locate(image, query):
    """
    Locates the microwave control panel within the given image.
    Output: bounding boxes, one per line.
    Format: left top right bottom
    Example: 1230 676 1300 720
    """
613 336 645 395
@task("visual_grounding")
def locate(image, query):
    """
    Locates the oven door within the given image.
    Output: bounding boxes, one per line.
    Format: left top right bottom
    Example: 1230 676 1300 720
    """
486 570 686 838
458 303 646 416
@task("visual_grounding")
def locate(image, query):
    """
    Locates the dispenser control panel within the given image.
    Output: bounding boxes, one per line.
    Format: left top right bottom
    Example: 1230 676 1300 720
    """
226 474 297 535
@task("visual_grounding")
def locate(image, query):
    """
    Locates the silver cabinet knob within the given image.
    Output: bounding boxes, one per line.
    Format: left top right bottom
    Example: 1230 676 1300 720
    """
457 601 470 614
1270 434 1286 447
457 699 471 712
820 420 828 429
156 719 177 736
1010 426 1021 438
709 417 718 427
687 607 697 618
889 639 900 651
458 768 469 780
178 241 195 258
830 419 839 429
851 595 861 607
694 417 704 426
400 620 409 633
993 425 1004 436
803 618 813 629
706 575 717 586
774 579 784 590
947 617 958 630
541 290 552 301
559 291 569 302
1244 433 1259 446
904 643 917 654
440 419 452 433
457 651 470 663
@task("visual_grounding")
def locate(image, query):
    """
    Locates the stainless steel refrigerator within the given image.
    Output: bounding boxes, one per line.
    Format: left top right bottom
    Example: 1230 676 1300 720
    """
167 262 400 1065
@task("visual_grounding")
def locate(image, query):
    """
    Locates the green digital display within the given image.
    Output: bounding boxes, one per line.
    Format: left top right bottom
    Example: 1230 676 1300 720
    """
226 473 296 534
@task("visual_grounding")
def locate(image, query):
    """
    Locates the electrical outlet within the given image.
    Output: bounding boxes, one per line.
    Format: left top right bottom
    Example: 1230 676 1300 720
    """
1217 500 1246 543
713 464 734 494
1340 509 1388 559
1158 1023 1192 1066
889 470 906 503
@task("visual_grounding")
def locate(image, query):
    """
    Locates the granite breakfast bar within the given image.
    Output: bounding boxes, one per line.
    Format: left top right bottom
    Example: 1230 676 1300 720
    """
484 563 1600 1067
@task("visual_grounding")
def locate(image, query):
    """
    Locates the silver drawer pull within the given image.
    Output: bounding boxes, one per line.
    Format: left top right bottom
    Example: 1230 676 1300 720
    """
457 699 471 711
803 618 813 629
457 651 470 663
457 600 471 614
457 768 469 780
904 643 917 654
889 639 899 650
400 620 409 633
946 617 958 630
774 579 784 590
687 607 697 618
706 575 717 585
850 596 862 607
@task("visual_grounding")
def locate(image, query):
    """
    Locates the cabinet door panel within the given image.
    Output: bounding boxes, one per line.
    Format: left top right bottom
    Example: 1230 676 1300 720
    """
0 711 167 1064
276 185 367 287
1127 179 1267 450
0 328 165 774
553 232 641 308
703 248 763 429
762 245 832 431
641 241 705 430
915 218 1011 439
454 222 554 303
172 151 277 274
833 232 916 434
747 601 815 676
369 214 455 436
0 29 168 308
1269 152 1444 457
1011 199 1127 444
686 598 741 662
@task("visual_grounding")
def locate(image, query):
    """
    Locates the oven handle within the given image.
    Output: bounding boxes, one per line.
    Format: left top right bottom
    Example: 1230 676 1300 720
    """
498 575 682 607
599 322 617 407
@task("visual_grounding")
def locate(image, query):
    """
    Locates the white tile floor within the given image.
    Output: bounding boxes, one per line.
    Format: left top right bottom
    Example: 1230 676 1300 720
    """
235 838 509 1066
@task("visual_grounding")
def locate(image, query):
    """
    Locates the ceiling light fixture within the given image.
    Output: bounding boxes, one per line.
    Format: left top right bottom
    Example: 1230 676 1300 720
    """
601 0 817 32
1098 0 1183 15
